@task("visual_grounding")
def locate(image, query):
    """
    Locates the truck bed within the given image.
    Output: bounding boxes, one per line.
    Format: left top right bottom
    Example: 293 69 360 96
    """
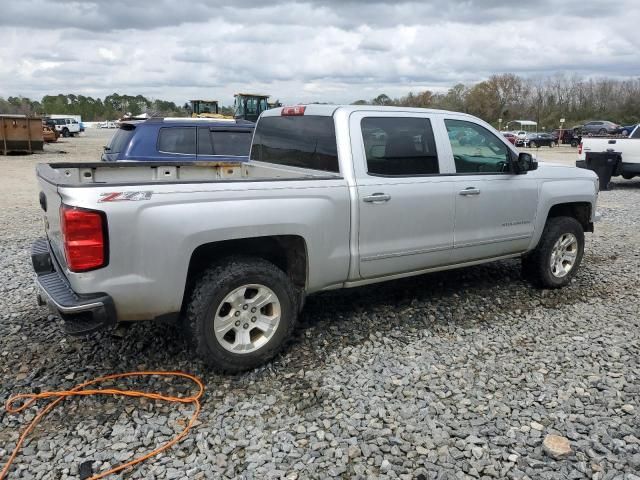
36 160 341 187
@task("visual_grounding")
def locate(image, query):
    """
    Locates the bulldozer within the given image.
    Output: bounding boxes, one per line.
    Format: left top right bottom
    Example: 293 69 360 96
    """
189 100 227 118
233 93 276 123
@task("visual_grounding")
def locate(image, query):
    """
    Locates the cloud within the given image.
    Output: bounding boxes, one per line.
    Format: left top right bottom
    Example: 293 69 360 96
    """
0 0 638 105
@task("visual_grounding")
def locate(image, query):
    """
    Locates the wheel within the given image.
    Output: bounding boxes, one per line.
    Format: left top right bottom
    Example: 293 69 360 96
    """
184 256 297 372
622 129 629 136
62 128 70 138
622 173 634 180
549 141 555 148
570 140 579 147
598 128 607 135
522 217 584 288
529 141 537 148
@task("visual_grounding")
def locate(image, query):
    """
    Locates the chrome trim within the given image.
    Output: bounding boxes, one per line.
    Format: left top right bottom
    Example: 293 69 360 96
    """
361 244 451 262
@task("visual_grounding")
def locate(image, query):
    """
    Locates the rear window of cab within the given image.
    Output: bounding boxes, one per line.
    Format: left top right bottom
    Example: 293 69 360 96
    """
250 116 339 173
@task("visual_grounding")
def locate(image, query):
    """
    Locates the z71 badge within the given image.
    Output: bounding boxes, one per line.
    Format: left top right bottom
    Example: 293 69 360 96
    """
98 191 153 202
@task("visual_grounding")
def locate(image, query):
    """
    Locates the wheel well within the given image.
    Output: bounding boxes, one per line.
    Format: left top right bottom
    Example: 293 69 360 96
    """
184 235 308 299
547 202 593 232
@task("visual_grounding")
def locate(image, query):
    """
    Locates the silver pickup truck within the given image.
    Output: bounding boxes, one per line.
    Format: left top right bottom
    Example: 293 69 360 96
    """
33 105 599 371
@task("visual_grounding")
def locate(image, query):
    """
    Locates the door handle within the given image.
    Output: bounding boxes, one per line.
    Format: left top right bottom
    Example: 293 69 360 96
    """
459 187 481 196
363 193 391 203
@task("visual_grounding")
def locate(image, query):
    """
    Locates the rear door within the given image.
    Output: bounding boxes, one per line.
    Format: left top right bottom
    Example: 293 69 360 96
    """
350 111 455 279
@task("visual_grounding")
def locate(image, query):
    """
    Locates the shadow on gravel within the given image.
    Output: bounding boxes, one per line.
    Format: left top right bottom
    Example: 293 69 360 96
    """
6 254 608 396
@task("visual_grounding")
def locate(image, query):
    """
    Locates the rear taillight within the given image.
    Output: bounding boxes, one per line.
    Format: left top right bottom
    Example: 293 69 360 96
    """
578 142 582 155
60 205 107 272
281 105 306 116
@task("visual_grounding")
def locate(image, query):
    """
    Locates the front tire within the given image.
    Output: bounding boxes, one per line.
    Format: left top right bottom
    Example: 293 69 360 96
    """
598 128 607 135
62 128 70 138
529 141 537 148
522 217 584 288
184 256 297 373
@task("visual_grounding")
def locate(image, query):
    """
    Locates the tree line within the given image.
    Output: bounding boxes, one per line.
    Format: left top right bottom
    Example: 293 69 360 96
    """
353 74 640 130
1 74 638 128
0 93 185 121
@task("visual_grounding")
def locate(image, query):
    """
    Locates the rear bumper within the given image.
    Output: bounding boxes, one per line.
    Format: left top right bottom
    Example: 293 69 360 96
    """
576 159 640 176
32 237 116 335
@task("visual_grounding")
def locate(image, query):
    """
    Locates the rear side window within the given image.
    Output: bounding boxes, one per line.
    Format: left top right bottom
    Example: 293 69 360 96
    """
362 117 439 176
251 116 339 173
158 127 196 154
212 131 252 156
631 126 640 139
107 126 136 153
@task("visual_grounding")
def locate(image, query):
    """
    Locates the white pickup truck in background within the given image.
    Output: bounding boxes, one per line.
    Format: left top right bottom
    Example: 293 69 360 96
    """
577 124 640 184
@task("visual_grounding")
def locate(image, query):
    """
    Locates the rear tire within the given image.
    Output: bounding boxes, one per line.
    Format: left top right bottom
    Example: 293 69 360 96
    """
184 256 297 373
529 141 537 148
598 128 607 135
522 216 584 288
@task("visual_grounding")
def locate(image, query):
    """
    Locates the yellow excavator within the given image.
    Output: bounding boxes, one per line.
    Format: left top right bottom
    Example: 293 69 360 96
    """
189 100 228 118
233 93 282 122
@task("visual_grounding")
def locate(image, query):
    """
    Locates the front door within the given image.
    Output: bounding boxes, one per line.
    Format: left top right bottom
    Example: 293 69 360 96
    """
443 118 538 263
351 113 456 279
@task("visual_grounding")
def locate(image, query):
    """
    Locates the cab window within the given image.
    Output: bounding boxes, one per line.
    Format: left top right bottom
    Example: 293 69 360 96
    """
362 117 439 176
445 119 511 174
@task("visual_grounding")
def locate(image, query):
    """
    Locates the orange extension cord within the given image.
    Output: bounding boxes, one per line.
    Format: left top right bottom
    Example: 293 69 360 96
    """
0 371 204 479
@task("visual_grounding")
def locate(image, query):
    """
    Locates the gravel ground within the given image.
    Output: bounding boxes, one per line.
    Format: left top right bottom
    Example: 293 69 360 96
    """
1 130 639 479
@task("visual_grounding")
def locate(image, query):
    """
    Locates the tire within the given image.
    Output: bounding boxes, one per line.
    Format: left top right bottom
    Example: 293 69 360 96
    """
549 141 555 148
62 128 70 138
622 129 629 136
622 173 634 180
522 216 584 288
184 256 297 372
529 141 537 148
570 140 578 147
598 128 607 135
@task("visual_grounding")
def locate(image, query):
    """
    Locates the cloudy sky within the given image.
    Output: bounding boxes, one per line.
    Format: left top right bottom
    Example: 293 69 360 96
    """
1 0 638 106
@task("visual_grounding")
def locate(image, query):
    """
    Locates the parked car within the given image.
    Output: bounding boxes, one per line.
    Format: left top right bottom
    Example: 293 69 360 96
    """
33 105 599 372
502 132 517 145
580 121 620 135
44 117 81 137
525 132 557 148
612 124 638 136
552 128 581 147
101 118 255 162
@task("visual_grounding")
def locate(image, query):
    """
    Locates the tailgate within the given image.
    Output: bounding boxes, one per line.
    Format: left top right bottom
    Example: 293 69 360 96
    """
37 173 67 270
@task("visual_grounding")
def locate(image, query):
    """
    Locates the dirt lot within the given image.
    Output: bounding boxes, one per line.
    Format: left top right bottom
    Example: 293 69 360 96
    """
1 130 639 479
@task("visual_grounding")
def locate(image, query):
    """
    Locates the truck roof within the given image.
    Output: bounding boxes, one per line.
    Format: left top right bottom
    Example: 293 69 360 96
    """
260 104 472 118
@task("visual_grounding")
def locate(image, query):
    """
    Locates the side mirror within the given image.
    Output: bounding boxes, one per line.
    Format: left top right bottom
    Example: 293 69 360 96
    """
514 152 537 174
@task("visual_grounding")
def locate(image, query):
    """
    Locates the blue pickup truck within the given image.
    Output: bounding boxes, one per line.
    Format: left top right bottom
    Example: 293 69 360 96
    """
102 117 254 162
